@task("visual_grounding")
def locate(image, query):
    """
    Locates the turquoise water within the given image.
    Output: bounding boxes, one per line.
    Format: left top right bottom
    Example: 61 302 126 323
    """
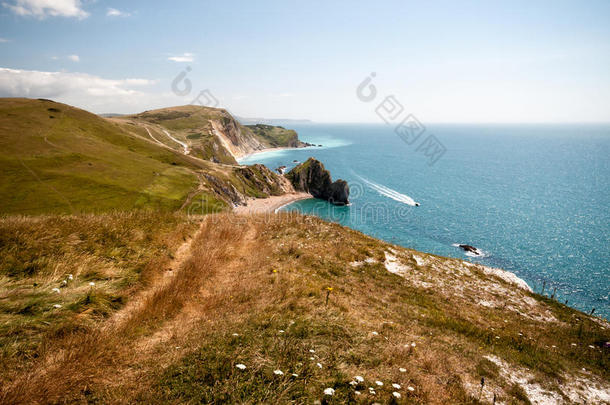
239 124 610 318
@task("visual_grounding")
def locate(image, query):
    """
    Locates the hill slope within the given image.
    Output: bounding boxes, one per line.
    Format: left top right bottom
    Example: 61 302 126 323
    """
0 99 293 215
0 212 607 404
112 105 311 165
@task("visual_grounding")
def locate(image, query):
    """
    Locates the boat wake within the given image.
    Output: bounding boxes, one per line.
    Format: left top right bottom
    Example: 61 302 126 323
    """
356 175 419 206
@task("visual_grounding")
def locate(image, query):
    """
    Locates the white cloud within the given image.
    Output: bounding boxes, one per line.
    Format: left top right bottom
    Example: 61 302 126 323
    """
2 0 89 19
51 55 80 62
106 7 129 17
0 67 172 113
0 37 10 43
168 53 194 63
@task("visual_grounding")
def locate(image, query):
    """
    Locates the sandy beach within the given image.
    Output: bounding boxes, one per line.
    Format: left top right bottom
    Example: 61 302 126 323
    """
236 146 294 162
233 192 312 214
236 144 319 162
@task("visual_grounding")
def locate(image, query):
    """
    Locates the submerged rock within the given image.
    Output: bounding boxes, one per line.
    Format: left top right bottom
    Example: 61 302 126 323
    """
458 244 482 256
286 158 349 205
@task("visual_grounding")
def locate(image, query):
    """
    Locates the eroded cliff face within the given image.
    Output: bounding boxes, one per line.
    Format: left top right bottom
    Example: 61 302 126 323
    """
286 158 349 205
210 117 267 159
201 163 294 207
115 105 308 164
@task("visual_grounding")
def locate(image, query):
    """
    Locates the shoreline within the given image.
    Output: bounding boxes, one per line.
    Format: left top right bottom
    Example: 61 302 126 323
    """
236 146 294 162
233 192 312 215
236 144 318 163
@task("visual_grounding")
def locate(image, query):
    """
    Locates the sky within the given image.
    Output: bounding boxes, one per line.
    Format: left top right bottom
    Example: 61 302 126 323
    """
1 0 609 123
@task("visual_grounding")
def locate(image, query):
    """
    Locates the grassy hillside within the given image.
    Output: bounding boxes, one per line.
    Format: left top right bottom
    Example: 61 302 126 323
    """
1 212 607 404
114 105 239 164
113 105 309 165
0 99 202 215
0 211 197 376
0 99 292 216
245 123 302 147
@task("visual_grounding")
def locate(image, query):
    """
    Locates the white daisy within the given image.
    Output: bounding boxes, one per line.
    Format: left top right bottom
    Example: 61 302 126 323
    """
407 386 415 392
354 375 364 382
309 349 315 353
371 331 378 336
393 392 401 398
392 383 401 389
235 364 246 370
323 388 335 396
273 369 284 376
349 381 358 386
89 282 95 286
354 391 361 395
316 362 322 368
292 373 298 377
68 274 73 280
399 367 407 373
53 304 62 308
232 333 239 337
375 380 383 386
52 288 60 293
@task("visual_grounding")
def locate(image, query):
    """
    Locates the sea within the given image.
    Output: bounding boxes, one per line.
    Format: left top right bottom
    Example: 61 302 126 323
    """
239 123 610 319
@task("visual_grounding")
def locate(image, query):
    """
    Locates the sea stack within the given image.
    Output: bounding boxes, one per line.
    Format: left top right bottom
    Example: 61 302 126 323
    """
286 158 350 205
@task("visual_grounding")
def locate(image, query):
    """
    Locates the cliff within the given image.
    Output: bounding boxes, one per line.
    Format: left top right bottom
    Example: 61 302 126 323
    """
0 98 292 215
111 105 311 164
3 98 608 404
286 158 350 205
245 124 311 148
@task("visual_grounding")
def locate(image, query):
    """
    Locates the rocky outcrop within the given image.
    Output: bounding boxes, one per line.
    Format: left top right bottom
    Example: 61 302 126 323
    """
286 158 349 205
210 116 266 160
457 244 484 257
202 164 294 207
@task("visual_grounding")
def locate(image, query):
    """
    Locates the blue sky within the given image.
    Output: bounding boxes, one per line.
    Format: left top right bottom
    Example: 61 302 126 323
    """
1 0 609 122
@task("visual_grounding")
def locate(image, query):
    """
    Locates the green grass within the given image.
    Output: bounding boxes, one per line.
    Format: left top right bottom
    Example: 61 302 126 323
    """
182 191 228 215
119 105 305 164
245 124 300 147
0 98 203 214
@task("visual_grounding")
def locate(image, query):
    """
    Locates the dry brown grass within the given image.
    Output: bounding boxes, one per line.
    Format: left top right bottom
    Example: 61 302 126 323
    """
0 211 196 398
1 212 608 404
